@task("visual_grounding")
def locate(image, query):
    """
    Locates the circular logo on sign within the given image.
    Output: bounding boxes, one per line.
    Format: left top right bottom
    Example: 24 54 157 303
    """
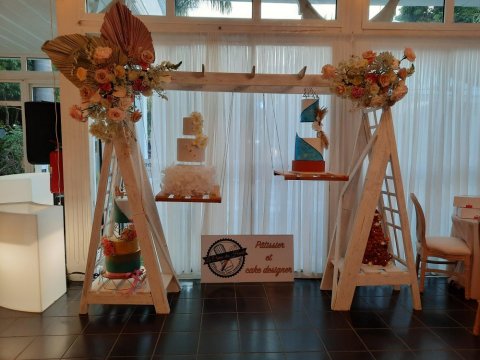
203 238 247 278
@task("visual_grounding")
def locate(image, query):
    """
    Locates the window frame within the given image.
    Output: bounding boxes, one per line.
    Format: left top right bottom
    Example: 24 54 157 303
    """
77 0 480 36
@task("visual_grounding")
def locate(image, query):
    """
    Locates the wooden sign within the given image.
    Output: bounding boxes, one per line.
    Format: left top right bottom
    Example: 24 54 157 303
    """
201 235 294 283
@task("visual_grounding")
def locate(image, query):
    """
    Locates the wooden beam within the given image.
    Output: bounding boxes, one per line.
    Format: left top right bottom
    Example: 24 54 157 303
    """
164 70 330 94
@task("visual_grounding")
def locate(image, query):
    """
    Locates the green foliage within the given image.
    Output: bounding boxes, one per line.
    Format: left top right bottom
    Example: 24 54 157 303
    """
0 105 22 128
396 6 480 23
0 58 21 71
0 126 24 175
0 82 21 101
454 7 480 23
395 6 444 23
175 0 232 16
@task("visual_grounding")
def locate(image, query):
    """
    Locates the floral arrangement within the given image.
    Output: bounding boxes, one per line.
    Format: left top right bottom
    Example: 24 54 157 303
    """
102 224 137 257
321 48 416 108
189 111 208 149
42 1 180 141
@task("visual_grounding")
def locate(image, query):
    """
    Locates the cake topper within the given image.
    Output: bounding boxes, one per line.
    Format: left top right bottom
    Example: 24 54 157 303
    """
313 106 329 150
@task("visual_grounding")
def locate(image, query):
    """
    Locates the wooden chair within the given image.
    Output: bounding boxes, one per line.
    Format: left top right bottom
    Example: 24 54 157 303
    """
410 193 472 298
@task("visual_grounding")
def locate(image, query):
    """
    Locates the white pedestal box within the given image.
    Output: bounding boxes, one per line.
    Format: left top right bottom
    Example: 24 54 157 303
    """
0 173 52 205
0 202 66 312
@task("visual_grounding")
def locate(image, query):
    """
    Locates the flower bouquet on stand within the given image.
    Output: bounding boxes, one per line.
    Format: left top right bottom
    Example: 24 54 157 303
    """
42 1 181 142
321 48 416 109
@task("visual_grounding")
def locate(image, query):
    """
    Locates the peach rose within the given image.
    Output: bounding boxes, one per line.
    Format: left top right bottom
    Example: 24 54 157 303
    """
93 46 112 63
391 82 408 101
334 83 346 95
94 68 110 84
140 50 155 64
107 107 125 122
79 86 94 102
69 105 86 122
362 50 376 64
321 64 336 79
404 48 416 62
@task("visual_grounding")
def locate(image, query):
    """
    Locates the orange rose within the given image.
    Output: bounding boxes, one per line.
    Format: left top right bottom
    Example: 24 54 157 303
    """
131 110 142 122
76 67 87 81
397 68 408 80
378 73 391 88
404 48 416 62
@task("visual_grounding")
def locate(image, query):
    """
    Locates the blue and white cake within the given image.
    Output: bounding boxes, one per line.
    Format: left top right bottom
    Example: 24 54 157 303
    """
291 99 328 173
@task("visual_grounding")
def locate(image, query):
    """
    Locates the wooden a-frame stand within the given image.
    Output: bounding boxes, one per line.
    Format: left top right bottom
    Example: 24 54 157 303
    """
320 107 422 311
79 129 180 314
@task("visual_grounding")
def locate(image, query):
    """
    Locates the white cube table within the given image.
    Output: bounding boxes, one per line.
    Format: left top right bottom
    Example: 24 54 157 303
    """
0 202 66 312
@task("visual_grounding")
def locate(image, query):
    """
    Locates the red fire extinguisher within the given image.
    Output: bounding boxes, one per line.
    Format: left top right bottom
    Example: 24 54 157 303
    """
50 149 64 194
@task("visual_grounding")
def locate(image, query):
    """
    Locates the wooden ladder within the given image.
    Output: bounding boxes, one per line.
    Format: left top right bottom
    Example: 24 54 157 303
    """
320 107 422 311
79 129 180 314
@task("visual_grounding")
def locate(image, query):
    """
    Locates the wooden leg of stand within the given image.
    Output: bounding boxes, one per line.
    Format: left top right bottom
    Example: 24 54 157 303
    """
474 301 480 336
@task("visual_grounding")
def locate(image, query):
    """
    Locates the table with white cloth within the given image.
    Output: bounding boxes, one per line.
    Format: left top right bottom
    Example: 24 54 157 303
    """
451 215 480 300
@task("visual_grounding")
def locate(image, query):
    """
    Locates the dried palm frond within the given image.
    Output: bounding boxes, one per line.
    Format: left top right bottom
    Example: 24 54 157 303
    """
41 34 91 87
100 1 154 63
42 34 126 89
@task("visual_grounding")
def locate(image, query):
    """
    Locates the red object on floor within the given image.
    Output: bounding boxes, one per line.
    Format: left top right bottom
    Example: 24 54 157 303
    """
50 149 64 194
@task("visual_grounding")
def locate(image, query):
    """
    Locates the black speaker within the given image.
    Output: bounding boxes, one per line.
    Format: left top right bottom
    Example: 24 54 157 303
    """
24 101 62 165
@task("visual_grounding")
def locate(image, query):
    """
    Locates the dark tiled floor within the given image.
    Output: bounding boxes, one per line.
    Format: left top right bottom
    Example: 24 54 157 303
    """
1 276 479 359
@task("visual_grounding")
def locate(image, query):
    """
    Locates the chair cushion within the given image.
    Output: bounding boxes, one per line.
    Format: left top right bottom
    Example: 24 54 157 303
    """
426 236 472 256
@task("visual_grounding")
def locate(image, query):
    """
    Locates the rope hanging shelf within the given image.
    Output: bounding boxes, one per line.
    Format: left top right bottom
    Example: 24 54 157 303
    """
155 194 222 203
273 170 349 182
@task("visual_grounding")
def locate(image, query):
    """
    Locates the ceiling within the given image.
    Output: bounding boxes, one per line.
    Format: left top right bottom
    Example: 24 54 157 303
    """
0 0 57 56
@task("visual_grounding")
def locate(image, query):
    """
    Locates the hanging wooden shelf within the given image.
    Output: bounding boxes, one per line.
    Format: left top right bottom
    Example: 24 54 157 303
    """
155 193 222 203
164 67 330 94
274 170 349 181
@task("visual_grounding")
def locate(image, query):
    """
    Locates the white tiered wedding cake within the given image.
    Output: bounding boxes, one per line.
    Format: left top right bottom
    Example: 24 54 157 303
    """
158 112 220 199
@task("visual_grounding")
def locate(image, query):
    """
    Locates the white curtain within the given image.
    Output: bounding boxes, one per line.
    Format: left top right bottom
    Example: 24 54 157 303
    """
356 38 480 237
148 34 335 276
146 34 480 277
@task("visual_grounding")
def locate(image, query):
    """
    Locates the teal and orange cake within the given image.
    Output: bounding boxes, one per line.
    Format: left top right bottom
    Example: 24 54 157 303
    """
291 99 326 173
102 225 141 275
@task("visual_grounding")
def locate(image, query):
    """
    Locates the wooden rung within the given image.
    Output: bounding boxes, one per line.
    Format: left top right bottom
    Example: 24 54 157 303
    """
383 207 399 214
386 222 402 230
274 170 349 181
155 193 222 203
